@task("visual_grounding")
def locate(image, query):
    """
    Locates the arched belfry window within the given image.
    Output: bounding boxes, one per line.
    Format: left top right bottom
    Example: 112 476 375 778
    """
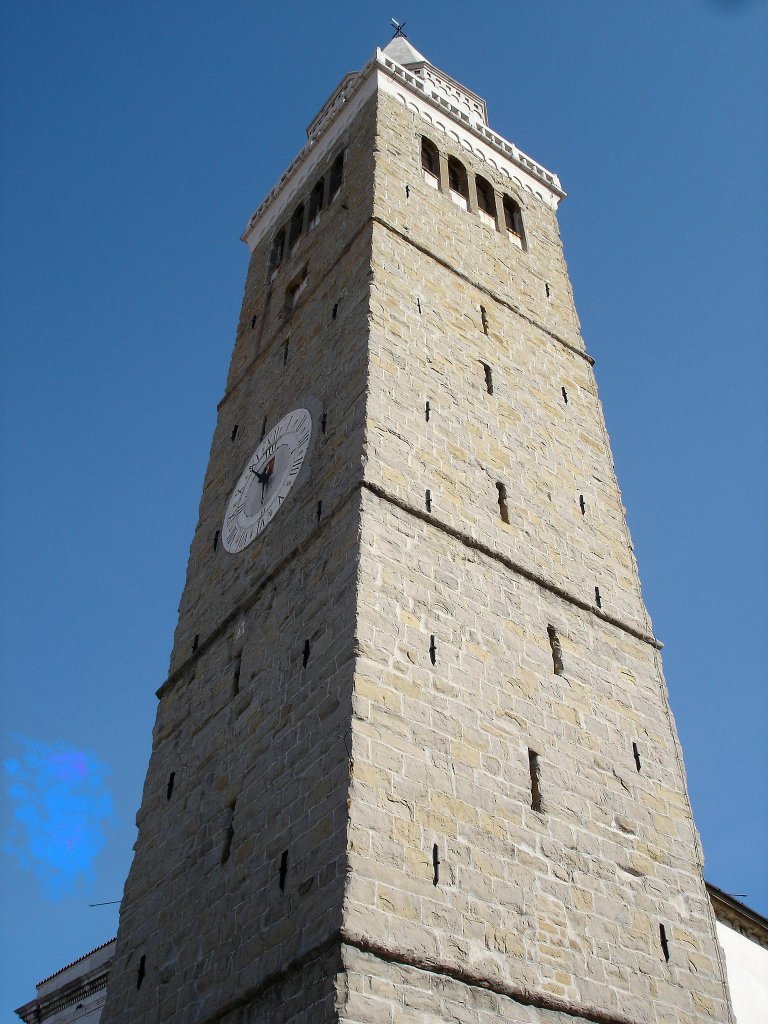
447 156 469 211
328 151 344 202
288 203 305 250
503 195 526 250
421 138 439 189
308 178 324 229
476 175 496 228
268 228 285 280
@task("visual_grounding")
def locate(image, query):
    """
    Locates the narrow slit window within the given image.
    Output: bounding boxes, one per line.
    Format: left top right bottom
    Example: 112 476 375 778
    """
425 489 432 512
595 586 602 608
405 184 410 198
579 494 586 515
482 362 493 395
476 175 496 228
288 204 305 249
316 500 322 523
632 742 642 772
659 923 670 962
328 151 344 201
429 635 436 665
545 282 551 298
561 386 568 404
279 849 289 892
230 424 238 442
283 338 290 364
421 137 439 188
136 955 146 990
425 400 430 422
307 177 324 228
416 296 422 314
232 653 242 697
166 772 175 800
503 195 526 249
496 482 509 524
547 626 564 675
213 530 219 552
480 305 489 335
321 413 327 434
432 843 440 886
528 749 543 812
332 302 338 320
221 802 236 864
250 314 257 330
303 639 310 668
192 634 199 652
447 156 469 210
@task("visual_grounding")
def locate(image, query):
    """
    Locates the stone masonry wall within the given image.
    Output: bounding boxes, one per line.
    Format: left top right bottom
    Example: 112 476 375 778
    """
364 91 651 637
102 96 380 1024
339 88 732 1023
168 93 378 674
346 494 730 1023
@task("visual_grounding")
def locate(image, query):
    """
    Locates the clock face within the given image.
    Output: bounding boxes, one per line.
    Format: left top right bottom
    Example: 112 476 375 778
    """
222 408 312 553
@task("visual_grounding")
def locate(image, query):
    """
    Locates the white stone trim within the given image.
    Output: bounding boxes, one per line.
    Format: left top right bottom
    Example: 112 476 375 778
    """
242 46 564 253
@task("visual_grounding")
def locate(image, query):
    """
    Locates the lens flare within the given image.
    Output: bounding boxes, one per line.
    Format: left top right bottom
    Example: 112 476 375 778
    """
4 738 114 900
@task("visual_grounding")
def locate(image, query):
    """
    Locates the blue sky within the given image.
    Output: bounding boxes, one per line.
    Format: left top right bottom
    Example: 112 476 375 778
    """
1 1 766 1014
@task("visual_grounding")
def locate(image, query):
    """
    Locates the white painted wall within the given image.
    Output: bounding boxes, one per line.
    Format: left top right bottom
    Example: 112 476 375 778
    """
716 920 768 1024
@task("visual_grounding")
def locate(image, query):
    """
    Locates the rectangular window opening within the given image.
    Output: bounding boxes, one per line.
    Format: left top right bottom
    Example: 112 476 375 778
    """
595 586 602 608
316 500 322 523
528 749 543 812
213 530 219 552
136 954 146 990
166 772 175 800
561 386 568 404
221 802 236 865
231 424 239 442
303 639 310 668
332 302 338 320
579 494 586 515
232 654 242 697
321 412 327 434
547 626 564 675
425 400 430 422
496 482 509 524
659 923 670 962
429 635 437 666
279 849 289 892
425 489 432 512
432 843 440 886
192 634 199 652
482 362 494 395
632 742 642 772
480 305 489 335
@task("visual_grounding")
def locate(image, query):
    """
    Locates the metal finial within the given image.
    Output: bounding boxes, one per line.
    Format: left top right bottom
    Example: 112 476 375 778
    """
390 18 407 38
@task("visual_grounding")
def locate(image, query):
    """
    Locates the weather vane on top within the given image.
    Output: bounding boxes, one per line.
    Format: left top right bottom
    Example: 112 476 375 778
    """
390 18 407 38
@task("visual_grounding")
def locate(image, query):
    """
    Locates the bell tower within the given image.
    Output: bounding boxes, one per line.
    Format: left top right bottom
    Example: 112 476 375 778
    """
102 38 734 1024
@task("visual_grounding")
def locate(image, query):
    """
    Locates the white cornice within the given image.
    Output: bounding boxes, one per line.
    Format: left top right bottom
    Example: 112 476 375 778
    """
241 47 564 252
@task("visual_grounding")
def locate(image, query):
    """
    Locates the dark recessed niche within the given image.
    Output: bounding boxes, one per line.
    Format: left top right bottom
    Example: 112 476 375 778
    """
528 749 543 812
136 955 146 990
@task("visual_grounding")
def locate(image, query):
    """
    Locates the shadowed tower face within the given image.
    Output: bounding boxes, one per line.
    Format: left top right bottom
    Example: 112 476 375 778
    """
102 38 734 1024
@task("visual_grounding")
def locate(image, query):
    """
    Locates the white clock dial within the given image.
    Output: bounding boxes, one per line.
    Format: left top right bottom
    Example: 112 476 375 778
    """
222 408 312 553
